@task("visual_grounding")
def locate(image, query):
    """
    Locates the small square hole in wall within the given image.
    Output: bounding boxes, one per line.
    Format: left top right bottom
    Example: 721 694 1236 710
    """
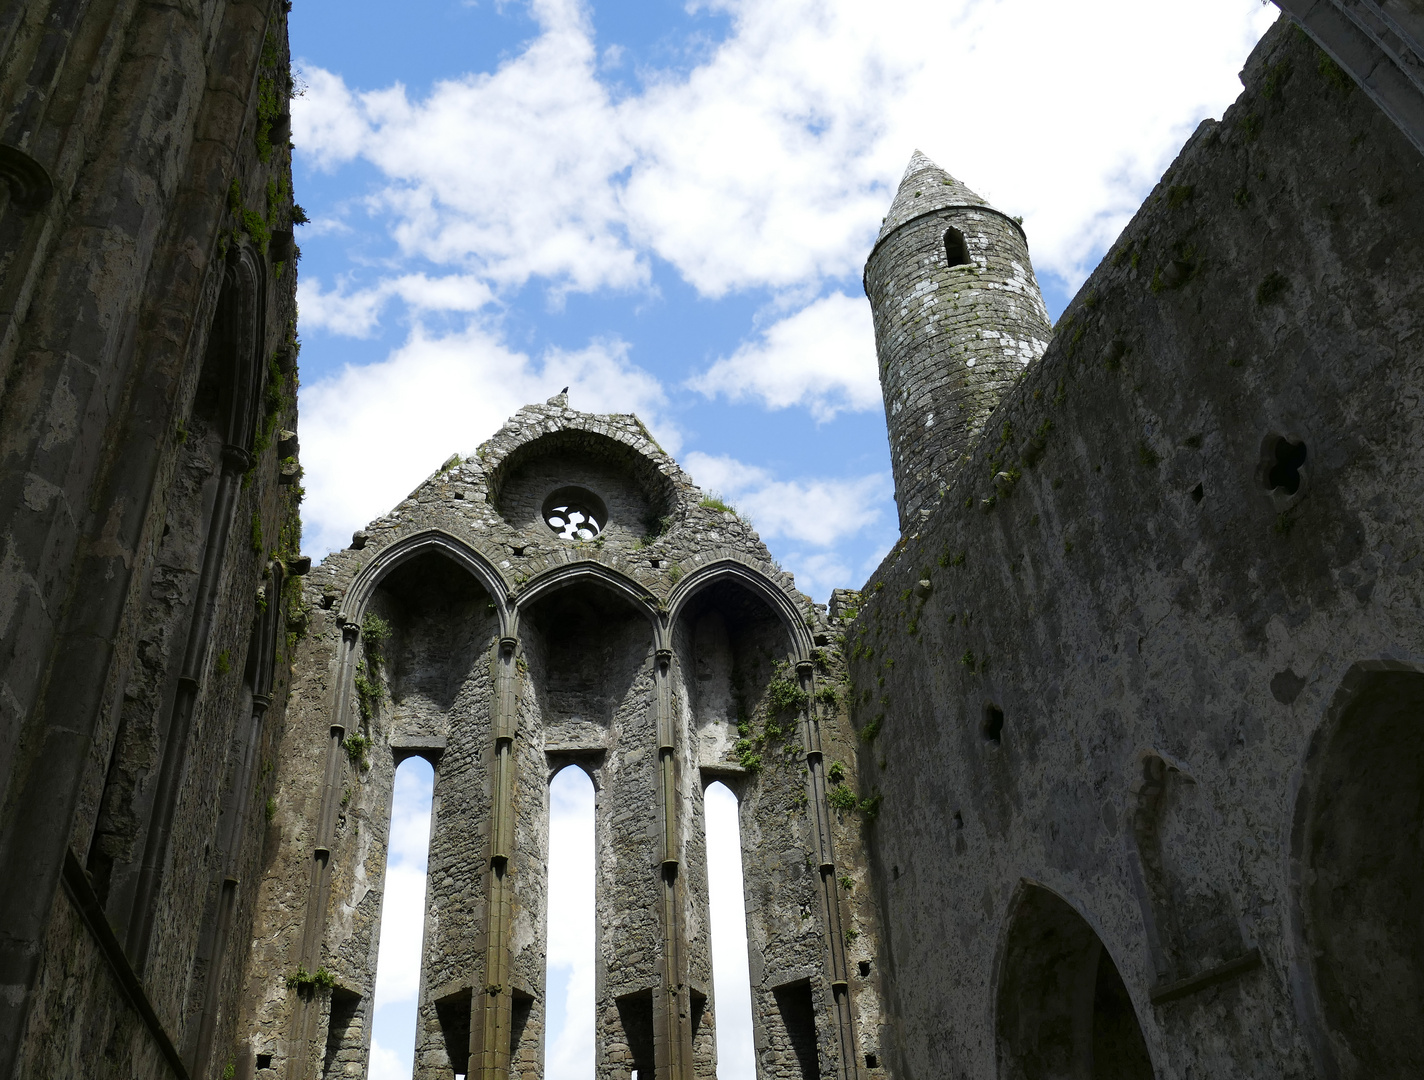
649 558 662 569
982 702 1004 745
865 1053 879 1068
256 1054 273 1070
858 960 872 977
511 545 526 557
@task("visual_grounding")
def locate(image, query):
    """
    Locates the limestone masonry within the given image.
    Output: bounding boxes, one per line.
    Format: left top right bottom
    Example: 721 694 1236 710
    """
0 3 1421 1080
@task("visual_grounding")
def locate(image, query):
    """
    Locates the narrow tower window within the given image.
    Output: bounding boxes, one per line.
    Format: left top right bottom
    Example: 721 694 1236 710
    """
546 766 595 1080
944 226 971 267
369 756 435 1077
705 781 756 1078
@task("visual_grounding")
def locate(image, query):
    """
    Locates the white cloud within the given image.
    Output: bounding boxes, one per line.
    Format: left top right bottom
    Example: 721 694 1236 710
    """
684 451 887 547
299 323 673 555
684 451 893 598
298 274 496 337
294 0 644 295
688 292 877 420
367 1039 409 1080
293 0 1277 304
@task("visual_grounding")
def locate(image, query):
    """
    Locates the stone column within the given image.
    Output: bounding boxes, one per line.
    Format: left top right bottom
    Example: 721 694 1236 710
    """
471 634 521 1077
652 646 695 1080
799 659 861 1080
288 618 360 1080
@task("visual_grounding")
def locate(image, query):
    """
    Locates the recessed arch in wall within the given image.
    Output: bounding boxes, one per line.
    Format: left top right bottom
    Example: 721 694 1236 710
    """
519 572 657 730
342 529 511 633
668 559 814 660
674 574 804 750
488 427 679 541
995 883 1155 1080
1292 663 1424 1078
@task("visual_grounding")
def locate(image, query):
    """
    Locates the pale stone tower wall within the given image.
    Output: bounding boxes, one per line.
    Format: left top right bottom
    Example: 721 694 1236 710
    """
864 153 1052 531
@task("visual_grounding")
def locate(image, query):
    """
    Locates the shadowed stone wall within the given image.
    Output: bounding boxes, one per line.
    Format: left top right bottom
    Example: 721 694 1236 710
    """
849 18 1424 1080
0 1 304 1077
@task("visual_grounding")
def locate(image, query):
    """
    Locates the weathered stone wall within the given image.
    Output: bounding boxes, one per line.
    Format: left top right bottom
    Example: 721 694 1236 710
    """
0 0 304 1076
850 19 1424 1080
246 398 881 1080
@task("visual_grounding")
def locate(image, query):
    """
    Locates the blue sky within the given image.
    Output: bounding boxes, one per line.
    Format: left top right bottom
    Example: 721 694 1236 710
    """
289 0 1278 606
289 1 1277 1074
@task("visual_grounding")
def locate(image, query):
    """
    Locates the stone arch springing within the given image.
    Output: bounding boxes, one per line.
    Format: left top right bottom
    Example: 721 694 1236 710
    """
341 530 512 635
518 570 660 732
1126 752 1254 998
995 882 1155 1080
202 243 269 453
1291 664 1424 1078
486 426 682 538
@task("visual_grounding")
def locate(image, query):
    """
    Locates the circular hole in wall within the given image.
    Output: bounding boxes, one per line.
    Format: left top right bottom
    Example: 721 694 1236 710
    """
543 486 608 541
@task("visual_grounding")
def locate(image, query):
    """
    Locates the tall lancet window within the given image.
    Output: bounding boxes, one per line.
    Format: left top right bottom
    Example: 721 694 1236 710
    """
546 765 596 1080
705 781 756 1078
369 756 435 1077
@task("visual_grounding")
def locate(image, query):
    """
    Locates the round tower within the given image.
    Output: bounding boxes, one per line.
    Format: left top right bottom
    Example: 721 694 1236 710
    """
865 151 1053 531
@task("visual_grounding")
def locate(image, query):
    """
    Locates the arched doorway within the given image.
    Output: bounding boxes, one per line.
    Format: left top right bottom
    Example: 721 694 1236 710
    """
996 885 1154 1080
1298 668 1424 1077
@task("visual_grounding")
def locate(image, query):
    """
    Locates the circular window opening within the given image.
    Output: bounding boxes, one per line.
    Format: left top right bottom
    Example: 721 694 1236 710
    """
543 486 608 541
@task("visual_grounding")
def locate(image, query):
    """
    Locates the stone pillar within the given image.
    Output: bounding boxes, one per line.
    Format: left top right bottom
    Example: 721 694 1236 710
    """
472 634 521 1078
652 646 695 1080
799 659 861 1080
288 619 361 1080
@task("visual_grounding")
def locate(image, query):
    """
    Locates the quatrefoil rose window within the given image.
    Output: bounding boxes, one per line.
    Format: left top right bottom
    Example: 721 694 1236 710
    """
542 486 608 541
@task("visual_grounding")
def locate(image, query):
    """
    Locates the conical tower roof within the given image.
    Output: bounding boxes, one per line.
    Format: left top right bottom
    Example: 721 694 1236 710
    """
875 150 988 244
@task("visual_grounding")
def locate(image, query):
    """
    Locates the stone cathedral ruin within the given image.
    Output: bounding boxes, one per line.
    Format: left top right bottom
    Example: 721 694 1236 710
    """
0 1 1422 1079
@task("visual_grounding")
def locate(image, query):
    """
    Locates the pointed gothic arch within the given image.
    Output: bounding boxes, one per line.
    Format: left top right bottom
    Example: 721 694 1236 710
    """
1290 662 1424 1078
517 560 660 634
342 529 513 635
995 882 1155 1080
668 558 814 660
